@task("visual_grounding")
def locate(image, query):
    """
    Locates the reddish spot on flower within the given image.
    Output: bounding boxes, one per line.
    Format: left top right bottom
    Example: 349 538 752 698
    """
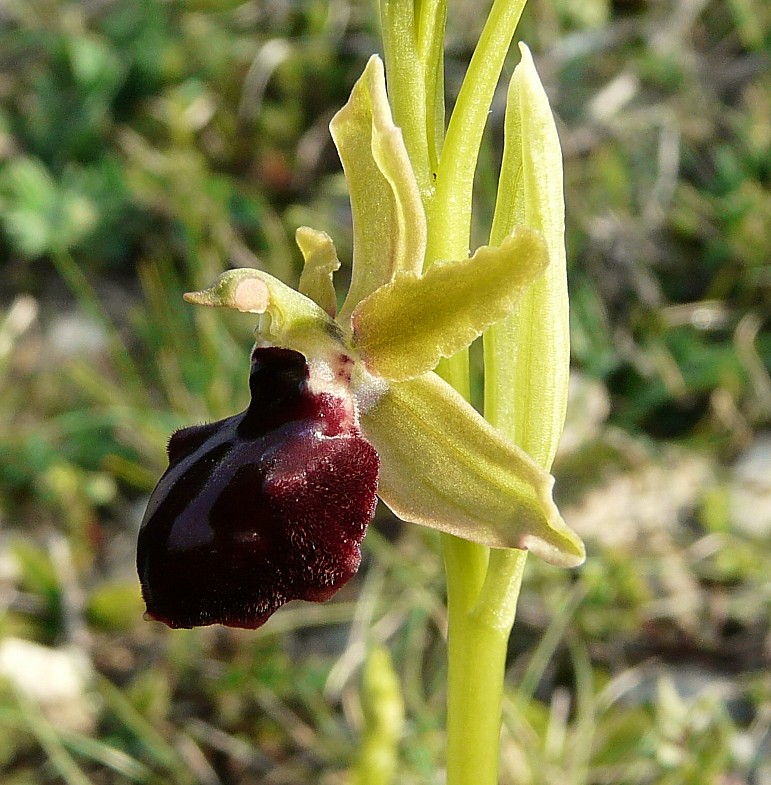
137 347 379 629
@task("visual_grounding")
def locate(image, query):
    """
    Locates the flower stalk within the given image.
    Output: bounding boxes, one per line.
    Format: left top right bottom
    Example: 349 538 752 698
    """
381 3 572 784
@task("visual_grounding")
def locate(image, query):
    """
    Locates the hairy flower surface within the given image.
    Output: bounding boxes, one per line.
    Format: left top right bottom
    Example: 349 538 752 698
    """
138 347 378 629
138 55 584 630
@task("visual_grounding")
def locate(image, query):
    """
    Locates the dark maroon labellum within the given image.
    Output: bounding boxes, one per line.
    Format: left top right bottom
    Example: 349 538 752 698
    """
137 347 379 629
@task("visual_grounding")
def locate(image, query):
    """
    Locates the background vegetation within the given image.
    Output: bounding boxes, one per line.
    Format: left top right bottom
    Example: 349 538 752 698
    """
0 0 769 783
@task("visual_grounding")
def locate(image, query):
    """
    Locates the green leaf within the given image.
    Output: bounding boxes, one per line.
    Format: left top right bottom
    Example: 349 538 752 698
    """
484 44 570 470
184 268 345 357
296 226 341 318
360 372 585 567
352 227 548 381
330 55 427 324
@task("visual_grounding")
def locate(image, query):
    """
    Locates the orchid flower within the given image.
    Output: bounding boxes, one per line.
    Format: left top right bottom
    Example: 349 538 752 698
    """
137 54 583 632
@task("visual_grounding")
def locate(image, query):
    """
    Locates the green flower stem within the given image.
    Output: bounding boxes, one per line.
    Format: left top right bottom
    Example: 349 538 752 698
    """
380 1 433 204
427 2 529 782
426 0 527 410
416 0 447 172
382 3 538 782
443 540 527 785
426 0 527 270
442 522 528 785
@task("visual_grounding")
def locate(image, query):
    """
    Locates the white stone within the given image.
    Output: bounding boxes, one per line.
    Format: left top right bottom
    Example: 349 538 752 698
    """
729 433 771 538
0 637 95 732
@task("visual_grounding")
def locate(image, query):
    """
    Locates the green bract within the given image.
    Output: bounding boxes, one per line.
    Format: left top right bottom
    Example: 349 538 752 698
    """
485 44 571 470
184 54 585 569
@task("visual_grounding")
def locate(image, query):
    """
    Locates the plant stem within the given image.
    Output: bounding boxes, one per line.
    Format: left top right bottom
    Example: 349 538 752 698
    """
382 3 534 783
431 4 529 780
426 0 527 268
416 0 447 173
426 0 527 406
443 539 527 785
380 0 433 205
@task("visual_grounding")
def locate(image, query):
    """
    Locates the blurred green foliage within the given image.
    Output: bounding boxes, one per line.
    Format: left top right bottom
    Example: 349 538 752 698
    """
0 0 768 783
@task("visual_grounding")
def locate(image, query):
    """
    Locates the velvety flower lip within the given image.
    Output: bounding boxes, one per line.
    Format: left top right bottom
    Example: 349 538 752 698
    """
137 347 379 630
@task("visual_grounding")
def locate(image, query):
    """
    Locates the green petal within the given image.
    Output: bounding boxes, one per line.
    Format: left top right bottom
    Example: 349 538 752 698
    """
359 372 585 567
330 55 427 324
484 43 570 470
296 226 341 318
351 227 548 382
184 268 345 356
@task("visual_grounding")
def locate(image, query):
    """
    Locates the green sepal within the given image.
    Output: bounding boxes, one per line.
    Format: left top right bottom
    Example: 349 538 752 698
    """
296 226 341 318
351 227 548 381
184 268 345 356
330 55 427 324
359 372 585 567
